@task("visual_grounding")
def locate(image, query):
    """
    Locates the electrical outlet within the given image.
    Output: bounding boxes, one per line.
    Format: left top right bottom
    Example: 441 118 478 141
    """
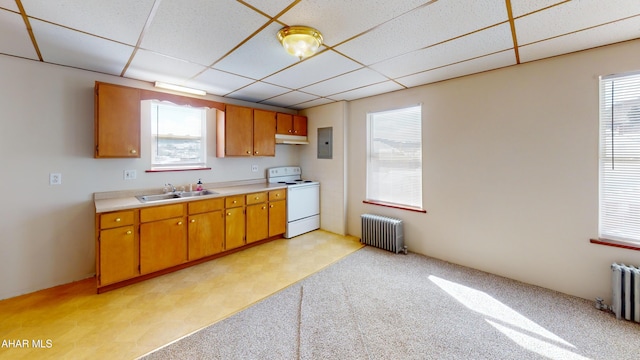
123 170 137 180
251 164 259 172
49 173 62 185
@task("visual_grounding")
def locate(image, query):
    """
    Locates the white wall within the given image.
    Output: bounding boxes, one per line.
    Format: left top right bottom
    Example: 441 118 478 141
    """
300 101 348 235
0 55 298 300
346 39 640 303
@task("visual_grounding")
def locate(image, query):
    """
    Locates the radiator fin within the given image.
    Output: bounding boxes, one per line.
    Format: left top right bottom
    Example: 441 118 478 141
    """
611 263 640 323
360 214 406 254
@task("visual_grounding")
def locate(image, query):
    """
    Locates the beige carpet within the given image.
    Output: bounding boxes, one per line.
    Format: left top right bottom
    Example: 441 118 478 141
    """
141 247 640 359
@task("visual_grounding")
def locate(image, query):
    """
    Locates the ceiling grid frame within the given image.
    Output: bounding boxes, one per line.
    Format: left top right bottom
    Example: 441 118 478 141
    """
0 0 637 109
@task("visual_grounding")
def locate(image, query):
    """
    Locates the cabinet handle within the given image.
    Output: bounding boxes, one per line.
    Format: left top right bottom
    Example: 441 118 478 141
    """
191 219 196 223
130 149 137 154
177 221 183 225
227 212 232 216
246 150 251 154
233 200 237 204
115 218 121 222
255 196 259 200
126 230 132 235
294 130 298 134
270 205 274 208
288 129 292 133
262 206 266 210
275 193 280 197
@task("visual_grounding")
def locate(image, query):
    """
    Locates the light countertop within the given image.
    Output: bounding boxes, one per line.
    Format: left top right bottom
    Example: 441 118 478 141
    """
94 180 288 213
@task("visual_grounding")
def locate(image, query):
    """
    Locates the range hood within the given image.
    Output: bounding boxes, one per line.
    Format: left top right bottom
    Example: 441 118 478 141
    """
276 134 309 145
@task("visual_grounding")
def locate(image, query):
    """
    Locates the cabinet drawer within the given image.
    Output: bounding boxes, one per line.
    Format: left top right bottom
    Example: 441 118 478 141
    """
100 210 135 229
225 195 245 208
188 198 224 214
140 204 184 223
269 189 286 201
246 192 267 205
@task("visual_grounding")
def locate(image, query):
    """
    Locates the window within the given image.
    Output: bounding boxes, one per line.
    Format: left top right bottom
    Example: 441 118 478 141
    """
599 71 640 243
150 101 207 170
366 105 423 209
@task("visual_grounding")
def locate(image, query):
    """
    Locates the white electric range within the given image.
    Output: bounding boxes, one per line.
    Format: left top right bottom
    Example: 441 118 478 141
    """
267 166 320 238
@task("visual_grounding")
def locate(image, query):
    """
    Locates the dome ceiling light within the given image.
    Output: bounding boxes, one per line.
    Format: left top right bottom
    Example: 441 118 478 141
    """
277 26 323 60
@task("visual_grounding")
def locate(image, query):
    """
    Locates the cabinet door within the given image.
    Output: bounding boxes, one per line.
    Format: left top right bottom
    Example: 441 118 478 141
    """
188 210 224 260
293 115 308 136
140 217 187 274
276 113 293 135
268 200 287 237
95 82 141 158
225 105 253 156
99 225 138 286
247 203 268 243
225 207 245 250
253 109 276 156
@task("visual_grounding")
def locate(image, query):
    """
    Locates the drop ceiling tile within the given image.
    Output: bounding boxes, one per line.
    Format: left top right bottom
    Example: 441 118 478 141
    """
336 0 508 65
21 0 155 45
263 50 361 89
396 50 515 88
214 23 297 80
0 1 19 11
510 0 564 17
260 91 318 108
371 23 512 79
516 0 640 45
226 81 290 103
126 49 206 84
520 15 640 63
278 0 431 46
141 0 269 66
189 68 255 97
31 19 133 75
300 68 389 97
0 10 39 60
330 81 404 101
241 0 293 17
296 97 336 109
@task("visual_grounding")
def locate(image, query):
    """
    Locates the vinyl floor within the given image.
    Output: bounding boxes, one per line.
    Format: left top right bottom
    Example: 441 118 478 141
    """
0 230 363 360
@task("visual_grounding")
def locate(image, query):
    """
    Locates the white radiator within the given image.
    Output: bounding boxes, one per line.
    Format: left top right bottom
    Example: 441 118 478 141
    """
360 214 407 254
611 263 640 323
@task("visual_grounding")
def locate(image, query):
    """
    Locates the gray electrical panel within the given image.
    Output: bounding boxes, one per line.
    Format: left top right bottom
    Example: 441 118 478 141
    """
317 127 333 159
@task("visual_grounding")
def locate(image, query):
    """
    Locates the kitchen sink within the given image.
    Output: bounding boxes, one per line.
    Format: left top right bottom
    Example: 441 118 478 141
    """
179 190 217 197
136 189 217 203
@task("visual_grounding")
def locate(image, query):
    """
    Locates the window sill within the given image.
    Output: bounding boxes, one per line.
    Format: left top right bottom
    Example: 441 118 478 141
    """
363 200 426 213
146 167 211 173
590 238 640 251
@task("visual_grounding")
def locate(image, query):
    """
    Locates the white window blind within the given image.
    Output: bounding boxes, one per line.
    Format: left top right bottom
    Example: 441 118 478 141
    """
599 72 640 243
367 105 422 209
151 101 207 170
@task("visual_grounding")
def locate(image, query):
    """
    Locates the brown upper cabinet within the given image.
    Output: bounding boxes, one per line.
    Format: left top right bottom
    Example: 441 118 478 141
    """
217 105 276 157
94 82 141 158
94 81 224 159
276 113 307 136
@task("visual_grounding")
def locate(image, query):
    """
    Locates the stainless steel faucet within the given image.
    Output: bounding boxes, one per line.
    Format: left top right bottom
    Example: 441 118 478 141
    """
165 183 176 193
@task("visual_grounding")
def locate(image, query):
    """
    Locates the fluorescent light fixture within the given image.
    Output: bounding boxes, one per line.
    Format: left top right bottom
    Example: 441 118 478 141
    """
154 81 206 96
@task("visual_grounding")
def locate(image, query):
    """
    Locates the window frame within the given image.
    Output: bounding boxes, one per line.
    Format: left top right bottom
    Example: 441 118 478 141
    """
365 104 425 213
149 100 208 171
597 70 640 247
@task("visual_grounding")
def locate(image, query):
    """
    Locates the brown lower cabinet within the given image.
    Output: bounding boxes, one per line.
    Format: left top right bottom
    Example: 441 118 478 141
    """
188 198 224 260
95 190 286 293
96 210 138 287
140 218 187 274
